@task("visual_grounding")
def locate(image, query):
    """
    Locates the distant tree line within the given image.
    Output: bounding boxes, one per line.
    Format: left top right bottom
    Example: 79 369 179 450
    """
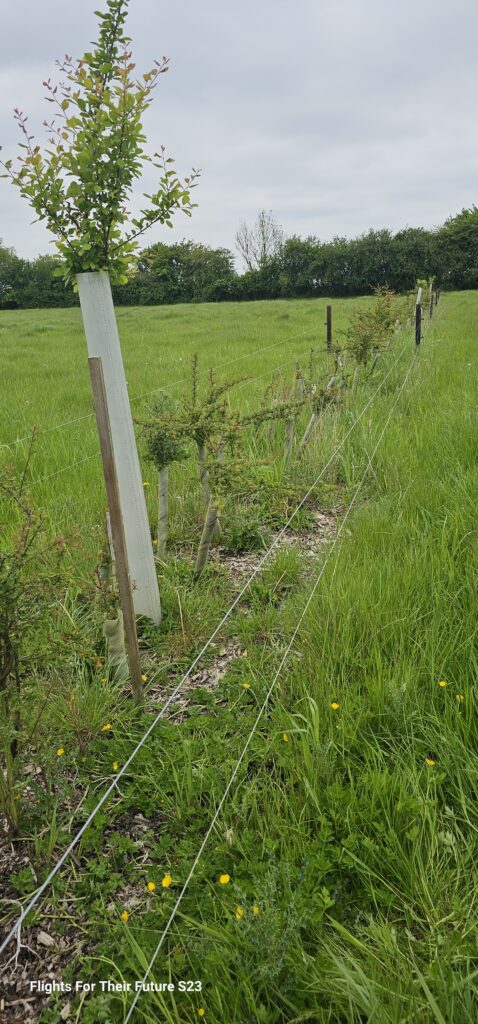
1 206 477 310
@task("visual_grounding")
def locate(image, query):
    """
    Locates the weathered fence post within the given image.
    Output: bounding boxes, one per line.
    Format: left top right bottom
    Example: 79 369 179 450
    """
326 305 333 351
78 271 161 625
415 287 422 347
89 356 144 702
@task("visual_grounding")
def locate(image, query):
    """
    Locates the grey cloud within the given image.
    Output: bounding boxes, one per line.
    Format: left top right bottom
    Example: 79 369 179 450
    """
1 0 477 260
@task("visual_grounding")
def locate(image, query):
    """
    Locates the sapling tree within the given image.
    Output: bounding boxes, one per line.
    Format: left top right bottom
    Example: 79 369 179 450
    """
345 288 397 388
284 363 305 460
141 400 191 558
1 0 199 286
0 0 199 627
139 360 248 577
193 424 243 578
184 357 248 542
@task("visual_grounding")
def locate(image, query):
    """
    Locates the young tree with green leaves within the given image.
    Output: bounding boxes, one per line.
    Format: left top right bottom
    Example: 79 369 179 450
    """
1 0 199 627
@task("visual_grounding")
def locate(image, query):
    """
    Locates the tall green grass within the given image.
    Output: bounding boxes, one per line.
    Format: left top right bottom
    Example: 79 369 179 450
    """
2 292 478 1023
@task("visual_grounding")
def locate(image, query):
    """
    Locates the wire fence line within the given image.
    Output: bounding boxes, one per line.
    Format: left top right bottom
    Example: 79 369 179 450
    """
124 349 419 1022
38 349 299 504
7 331 324 489
26 348 311 486
0 340 411 959
15 308 426 487
0 326 320 451
20 329 343 485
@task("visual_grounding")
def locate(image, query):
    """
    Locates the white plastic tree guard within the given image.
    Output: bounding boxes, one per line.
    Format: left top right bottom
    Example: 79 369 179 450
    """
77 271 161 625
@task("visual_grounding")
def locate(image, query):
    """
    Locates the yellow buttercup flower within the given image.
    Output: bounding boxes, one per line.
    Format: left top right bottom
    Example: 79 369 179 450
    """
330 702 340 711
198 1011 205 1018
147 881 156 892
438 680 448 688
241 650 248 658
56 747 65 757
456 694 465 702
243 682 251 689
219 873 230 885
235 906 244 919
101 723 112 732
282 733 289 742
425 758 436 767
112 761 119 771
141 674 148 682
121 910 129 922
161 874 172 889
252 904 260 915
143 481 150 487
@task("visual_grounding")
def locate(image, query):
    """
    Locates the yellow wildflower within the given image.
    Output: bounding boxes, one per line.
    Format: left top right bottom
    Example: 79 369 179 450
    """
456 694 465 702
282 733 289 742
121 910 129 922
56 748 65 757
143 481 150 487
330 702 340 711
152 539 158 546
112 761 119 772
241 650 248 657
141 674 148 682
243 682 251 689
425 758 436 767
219 873 230 885
235 906 244 919
198 1011 205 1019
147 881 156 892
161 874 173 889
101 723 112 732
252 904 260 915
438 680 448 688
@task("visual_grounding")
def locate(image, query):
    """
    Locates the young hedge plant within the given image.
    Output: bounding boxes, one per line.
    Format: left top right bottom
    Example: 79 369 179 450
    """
0 0 199 286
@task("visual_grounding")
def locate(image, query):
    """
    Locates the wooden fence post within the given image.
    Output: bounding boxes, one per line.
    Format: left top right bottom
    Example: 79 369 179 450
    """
89 356 144 702
326 305 332 351
415 302 422 347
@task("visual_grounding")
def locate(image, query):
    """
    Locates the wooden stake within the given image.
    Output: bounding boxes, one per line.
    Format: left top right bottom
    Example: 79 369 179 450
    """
326 305 332 351
415 303 422 347
88 356 143 702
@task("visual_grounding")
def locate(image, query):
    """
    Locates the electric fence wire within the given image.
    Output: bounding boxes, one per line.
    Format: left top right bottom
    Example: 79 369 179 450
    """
0 339 411 959
0 326 319 450
125 348 419 1022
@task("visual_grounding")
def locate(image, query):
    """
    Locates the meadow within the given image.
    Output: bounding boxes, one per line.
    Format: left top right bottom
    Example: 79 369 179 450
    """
0 296 365 559
1 290 478 1024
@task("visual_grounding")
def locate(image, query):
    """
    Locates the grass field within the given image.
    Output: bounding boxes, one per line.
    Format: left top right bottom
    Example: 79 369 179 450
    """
1 295 372 559
1 291 478 1024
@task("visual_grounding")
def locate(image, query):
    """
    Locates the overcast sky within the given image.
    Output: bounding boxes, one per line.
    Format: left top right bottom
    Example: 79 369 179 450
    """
1 0 477 263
